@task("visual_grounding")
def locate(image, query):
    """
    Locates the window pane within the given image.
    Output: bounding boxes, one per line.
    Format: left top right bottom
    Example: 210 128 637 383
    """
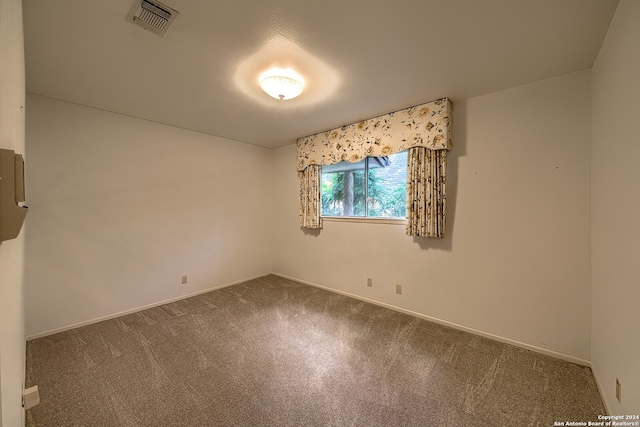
320 151 407 218
368 151 407 218
321 159 366 216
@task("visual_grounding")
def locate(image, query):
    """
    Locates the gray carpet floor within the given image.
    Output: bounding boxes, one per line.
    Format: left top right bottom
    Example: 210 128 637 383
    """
26 275 605 426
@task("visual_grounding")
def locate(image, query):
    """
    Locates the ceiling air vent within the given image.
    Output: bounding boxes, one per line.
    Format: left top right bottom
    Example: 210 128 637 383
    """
126 0 179 37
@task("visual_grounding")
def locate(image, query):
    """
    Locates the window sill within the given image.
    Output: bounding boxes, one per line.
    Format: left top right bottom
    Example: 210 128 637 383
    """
322 216 406 225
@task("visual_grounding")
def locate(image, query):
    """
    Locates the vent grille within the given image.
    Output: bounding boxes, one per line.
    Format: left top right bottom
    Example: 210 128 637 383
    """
126 0 179 37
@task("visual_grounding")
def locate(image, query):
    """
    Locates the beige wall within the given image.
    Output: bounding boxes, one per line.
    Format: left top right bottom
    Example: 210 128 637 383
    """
0 0 26 425
273 70 592 362
591 0 640 414
24 95 274 337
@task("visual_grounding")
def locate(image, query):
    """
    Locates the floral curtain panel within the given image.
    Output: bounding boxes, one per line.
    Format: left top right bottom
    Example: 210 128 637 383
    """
406 147 447 238
299 164 322 229
296 98 451 172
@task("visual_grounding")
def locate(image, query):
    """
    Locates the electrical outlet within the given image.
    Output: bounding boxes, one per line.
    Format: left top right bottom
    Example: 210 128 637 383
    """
367 278 373 287
616 378 621 403
395 284 402 295
181 275 188 285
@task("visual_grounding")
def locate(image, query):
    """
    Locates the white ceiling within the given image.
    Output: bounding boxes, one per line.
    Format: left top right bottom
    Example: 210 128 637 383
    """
23 0 619 149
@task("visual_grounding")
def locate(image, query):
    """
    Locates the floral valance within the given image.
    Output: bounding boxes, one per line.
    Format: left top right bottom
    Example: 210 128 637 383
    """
296 98 452 171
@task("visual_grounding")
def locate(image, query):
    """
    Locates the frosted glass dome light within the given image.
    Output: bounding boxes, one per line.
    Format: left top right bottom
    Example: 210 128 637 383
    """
259 68 304 100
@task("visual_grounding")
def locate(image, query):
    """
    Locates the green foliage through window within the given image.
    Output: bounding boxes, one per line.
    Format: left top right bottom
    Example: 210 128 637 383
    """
321 150 407 218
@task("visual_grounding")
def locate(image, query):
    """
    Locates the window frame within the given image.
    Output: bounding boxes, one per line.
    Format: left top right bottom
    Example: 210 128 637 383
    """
320 151 408 221
322 216 406 225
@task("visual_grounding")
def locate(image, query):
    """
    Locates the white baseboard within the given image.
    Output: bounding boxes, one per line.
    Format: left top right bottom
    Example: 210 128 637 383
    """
28 271 594 370
273 273 593 368
591 366 612 415
25 273 270 341
25 271 609 415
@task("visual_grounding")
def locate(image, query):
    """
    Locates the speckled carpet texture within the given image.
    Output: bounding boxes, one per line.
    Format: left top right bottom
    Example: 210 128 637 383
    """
26 275 605 426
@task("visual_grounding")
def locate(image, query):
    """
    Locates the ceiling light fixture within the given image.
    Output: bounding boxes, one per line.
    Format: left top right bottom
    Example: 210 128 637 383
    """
259 68 304 100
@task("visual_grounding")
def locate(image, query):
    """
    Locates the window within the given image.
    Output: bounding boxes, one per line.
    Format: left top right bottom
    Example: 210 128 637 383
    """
321 150 407 218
